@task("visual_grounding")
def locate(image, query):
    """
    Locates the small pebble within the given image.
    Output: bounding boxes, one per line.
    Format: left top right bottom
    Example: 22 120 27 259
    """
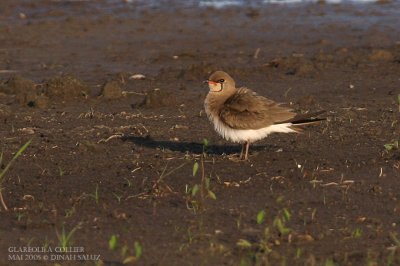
129 74 146 80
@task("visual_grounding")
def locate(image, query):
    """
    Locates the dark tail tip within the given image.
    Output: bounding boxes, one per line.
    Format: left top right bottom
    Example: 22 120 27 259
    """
290 110 327 125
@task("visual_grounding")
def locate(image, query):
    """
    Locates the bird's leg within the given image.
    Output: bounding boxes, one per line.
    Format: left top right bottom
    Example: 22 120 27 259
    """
239 142 247 160
244 141 250 160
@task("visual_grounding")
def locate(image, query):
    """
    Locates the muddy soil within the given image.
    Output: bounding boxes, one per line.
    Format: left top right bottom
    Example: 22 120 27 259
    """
0 1 399 265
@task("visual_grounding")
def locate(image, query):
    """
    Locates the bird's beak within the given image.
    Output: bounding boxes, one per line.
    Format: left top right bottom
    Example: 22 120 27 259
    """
204 80 217 85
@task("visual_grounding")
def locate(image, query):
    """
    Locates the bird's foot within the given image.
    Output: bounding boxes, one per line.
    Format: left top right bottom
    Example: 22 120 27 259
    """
227 154 247 162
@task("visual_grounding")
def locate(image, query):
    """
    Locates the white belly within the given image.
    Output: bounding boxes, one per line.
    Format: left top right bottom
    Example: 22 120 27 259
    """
209 116 296 143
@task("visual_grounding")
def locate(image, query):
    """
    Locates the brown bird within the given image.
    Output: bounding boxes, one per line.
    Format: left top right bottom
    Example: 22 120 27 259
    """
204 71 324 160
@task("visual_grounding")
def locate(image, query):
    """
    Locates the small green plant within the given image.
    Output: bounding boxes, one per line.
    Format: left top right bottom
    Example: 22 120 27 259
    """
366 250 378 266
185 184 200 213
283 87 292 98
193 161 199 176
205 176 216 200
121 244 129 258
134 241 142 259
65 206 76 218
0 139 32 211
113 193 123 204
386 233 400 266
273 208 291 235
397 94 400 112
239 200 294 264
42 236 50 250
88 184 99 204
351 228 362 238
387 250 396 266
108 235 118 251
186 227 194 244
186 158 217 213
236 214 242 229
389 232 400 246
152 161 186 196
56 223 82 249
121 241 143 264
15 212 25 221
124 177 132 187
27 237 35 247
202 138 209 155
236 239 252 248
256 210 266 225
384 140 399 151
58 166 65 177
324 258 336 266
295 248 303 259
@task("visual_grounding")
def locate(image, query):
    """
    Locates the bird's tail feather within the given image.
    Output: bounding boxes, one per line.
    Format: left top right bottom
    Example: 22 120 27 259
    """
281 110 326 128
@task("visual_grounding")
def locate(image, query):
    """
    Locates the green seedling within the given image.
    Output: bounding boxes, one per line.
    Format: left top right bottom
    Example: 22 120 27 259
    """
113 193 123 204
384 140 399 151
398 94 400 112
202 138 209 154
26 237 35 247
351 228 362 238
205 176 216 200
110 239 143 265
124 177 132 187
387 250 396 266
121 244 129 258
193 161 199 176
15 212 24 221
42 236 50 250
0 139 32 211
123 241 143 264
191 184 199 196
88 184 99 204
272 208 292 235
236 214 242 229
284 87 292 98
134 241 142 259
238 226 274 264
186 158 217 213
240 203 294 264
295 248 303 259
65 206 76 218
257 210 266 225
283 208 291 221
324 258 336 266
56 223 82 249
276 195 285 204
386 233 400 266
185 184 200 213
273 217 291 235
240 256 253 266
109 235 118 251
389 232 400 246
366 250 378 266
58 166 65 177
158 161 187 183
236 239 252 248
207 189 216 200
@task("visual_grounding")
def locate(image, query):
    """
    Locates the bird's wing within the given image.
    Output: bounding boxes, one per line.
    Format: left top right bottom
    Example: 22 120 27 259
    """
219 87 296 130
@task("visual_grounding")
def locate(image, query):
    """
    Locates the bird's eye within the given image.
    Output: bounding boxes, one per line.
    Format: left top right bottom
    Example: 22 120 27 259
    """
218 79 225 83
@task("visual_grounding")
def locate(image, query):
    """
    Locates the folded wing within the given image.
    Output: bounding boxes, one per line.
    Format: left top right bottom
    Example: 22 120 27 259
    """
219 88 296 130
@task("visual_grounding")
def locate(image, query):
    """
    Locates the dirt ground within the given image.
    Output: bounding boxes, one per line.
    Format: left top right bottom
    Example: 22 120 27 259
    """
0 1 400 265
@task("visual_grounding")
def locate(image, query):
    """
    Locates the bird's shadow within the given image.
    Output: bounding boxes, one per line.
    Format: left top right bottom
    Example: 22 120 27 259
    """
122 135 269 155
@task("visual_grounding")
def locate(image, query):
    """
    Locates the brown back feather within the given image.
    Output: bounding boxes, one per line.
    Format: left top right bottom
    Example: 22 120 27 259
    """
219 88 296 130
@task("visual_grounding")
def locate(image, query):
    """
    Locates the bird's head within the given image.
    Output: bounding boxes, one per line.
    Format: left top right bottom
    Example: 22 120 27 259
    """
204 71 236 94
